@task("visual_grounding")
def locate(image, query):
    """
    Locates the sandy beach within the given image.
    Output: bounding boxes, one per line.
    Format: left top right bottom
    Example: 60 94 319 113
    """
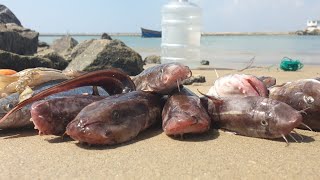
1 65 320 179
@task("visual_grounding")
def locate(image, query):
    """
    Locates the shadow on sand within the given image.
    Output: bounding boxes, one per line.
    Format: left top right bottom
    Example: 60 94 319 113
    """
45 135 74 143
168 129 220 142
75 126 163 150
75 127 220 150
272 132 315 144
0 127 37 139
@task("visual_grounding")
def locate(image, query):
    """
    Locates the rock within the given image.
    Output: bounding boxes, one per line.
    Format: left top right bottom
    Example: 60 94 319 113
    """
200 60 210 65
37 49 68 70
0 50 53 71
307 29 320 35
0 23 38 55
38 41 49 48
144 55 161 64
183 75 206 85
297 29 320 35
295 30 304 35
51 35 78 58
101 33 112 40
66 39 143 75
37 41 50 53
0 4 22 26
67 39 95 62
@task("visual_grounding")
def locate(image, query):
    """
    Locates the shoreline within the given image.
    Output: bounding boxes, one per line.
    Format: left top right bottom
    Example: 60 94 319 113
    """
39 31 301 37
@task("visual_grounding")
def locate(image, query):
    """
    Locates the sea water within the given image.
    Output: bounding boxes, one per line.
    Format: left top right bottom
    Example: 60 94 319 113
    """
39 35 320 69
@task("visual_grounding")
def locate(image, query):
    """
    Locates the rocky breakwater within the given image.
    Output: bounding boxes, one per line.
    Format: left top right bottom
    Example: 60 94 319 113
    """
0 4 37 55
0 4 143 74
0 23 38 55
296 29 320 35
0 4 21 26
0 4 68 71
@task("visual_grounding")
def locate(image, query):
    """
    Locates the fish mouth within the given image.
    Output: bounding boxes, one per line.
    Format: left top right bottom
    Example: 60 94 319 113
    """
244 76 268 97
275 112 303 138
66 120 116 145
163 114 209 135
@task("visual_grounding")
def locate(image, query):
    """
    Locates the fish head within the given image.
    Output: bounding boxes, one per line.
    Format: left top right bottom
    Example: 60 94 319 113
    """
253 98 302 138
159 63 192 92
270 80 320 112
0 94 18 118
30 100 68 135
66 96 148 145
162 96 210 135
209 74 268 97
298 80 320 112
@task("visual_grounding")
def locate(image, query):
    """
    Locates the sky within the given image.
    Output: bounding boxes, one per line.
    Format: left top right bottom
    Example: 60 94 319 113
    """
1 0 320 33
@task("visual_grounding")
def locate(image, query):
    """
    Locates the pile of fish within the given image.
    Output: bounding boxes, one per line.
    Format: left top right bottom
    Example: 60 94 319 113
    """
0 63 319 146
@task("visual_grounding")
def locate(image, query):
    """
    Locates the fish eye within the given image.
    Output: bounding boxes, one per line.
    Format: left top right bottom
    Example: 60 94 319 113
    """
3 104 14 111
303 96 314 104
260 119 268 126
112 110 120 120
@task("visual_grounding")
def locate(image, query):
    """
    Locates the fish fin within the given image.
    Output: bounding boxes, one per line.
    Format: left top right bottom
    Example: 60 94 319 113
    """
92 86 100 96
19 86 34 102
197 89 224 105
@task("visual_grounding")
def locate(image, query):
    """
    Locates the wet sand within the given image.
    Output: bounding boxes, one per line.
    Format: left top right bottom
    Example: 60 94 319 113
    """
1 65 320 179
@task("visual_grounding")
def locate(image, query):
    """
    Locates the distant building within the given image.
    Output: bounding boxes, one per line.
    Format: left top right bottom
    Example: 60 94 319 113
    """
307 20 320 31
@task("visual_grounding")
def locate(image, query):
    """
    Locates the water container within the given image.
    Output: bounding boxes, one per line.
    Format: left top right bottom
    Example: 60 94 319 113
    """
161 0 202 69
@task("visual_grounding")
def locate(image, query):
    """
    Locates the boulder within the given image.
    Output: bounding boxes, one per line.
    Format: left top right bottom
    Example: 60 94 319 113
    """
101 33 112 40
51 35 78 58
183 75 206 85
144 55 161 64
38 41 49 48
0 23 38 55
37 41 50 53
67 39 95 61
37 49 68 70
200 60 210 65
66 39 144 75
0 4 22 26
307 29 320 35
0 50 53 71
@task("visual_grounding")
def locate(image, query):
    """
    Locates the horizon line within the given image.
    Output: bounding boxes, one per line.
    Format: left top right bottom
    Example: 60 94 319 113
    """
39 31 299 36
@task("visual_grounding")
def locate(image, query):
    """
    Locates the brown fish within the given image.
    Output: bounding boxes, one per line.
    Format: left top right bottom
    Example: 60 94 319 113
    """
132 62 192 94
66 91 163 145
200 95 302 142
162 87 211 136
0 81 105 130
269 79 320 131
0 69 135 125
31 95 106 135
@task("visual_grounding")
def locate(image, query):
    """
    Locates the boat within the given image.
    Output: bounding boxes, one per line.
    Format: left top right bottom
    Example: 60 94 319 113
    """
141 28 161 38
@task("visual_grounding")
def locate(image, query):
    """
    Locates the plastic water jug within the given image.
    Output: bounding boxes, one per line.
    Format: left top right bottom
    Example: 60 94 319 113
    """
161 0 202 69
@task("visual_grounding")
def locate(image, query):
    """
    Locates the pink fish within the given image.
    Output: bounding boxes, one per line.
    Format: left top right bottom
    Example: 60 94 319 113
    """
207 74 268 98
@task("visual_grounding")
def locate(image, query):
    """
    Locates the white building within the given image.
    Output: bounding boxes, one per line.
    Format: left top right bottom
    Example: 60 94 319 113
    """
307 20 320 31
